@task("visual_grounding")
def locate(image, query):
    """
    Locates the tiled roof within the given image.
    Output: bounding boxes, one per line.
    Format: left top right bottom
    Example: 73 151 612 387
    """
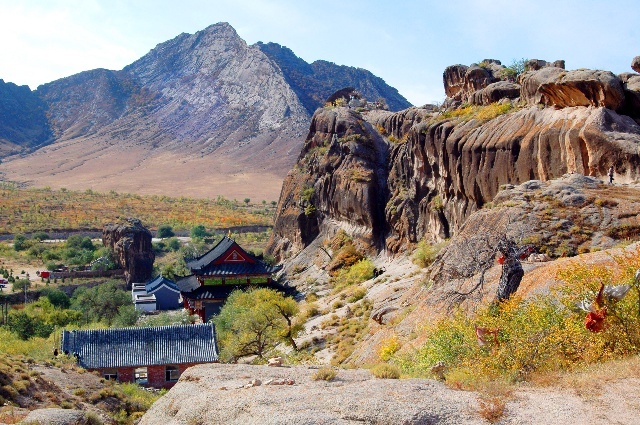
145 275 179 294
176 275 200 292
186 236 236 270
198 262 280 276
185 236 280 277
61 324 218 369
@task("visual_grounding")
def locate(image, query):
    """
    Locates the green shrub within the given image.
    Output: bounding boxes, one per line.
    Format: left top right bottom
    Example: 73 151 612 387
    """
330 259 374 291
412 240 447 268
157 225 175 238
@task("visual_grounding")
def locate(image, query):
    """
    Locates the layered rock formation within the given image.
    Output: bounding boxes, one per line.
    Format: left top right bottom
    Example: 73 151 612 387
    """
0 23 409 200
267 107 391 259
268 60 640 261
102 218 154 286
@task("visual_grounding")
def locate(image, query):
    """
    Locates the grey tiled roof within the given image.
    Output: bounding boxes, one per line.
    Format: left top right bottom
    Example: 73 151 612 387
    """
176 274 200 292
61 324 218 369
198 262 280 276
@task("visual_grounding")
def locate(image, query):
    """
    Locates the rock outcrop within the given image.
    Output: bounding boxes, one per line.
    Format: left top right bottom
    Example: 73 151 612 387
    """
632 56 640 73
269 61 640 261
519 68 625 110
620 72 640 121
526 59 565 71
267 107 391 260
467 81 520 105
443 62 503 102
139 364 482 425
102 218 154 286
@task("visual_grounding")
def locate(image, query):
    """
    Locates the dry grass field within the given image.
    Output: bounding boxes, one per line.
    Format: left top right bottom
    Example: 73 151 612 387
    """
0 183 275 235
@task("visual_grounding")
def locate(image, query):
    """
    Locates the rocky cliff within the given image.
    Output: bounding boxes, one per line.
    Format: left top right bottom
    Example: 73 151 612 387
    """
268 59 640 260
102 218 154 286
0 23 410 200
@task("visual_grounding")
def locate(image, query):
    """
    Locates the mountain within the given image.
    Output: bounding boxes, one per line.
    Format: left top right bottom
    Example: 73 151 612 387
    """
0 79 52 156
0 22 410 200
256 42 411 114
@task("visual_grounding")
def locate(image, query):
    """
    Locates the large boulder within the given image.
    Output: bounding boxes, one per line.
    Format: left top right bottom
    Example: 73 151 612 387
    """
443 61 503 102
526 59 565 71
620 72 640 120
632 56 640 73
102 218 155 286
468 81 521 105
519 68 625 110
443 64 469 100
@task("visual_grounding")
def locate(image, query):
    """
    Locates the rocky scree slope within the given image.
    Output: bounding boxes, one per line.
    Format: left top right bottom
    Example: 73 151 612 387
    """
0 23 409 199
267 58 640 262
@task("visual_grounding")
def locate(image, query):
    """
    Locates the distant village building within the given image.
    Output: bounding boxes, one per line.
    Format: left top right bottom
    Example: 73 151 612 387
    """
61 324 218 388
131 275 181 312
177 236 281 321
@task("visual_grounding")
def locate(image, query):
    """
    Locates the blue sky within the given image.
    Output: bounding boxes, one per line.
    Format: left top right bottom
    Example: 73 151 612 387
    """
1 0 638 106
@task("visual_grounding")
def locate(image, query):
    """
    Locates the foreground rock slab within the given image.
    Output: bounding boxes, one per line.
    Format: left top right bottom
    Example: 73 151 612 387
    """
139 364 481 425
139 364 640 425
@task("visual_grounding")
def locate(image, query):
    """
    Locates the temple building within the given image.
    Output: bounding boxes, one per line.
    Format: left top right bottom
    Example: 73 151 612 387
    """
61 324 218 388
177 236 281 321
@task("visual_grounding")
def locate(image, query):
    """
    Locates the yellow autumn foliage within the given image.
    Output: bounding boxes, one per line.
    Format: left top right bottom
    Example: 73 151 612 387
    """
395 247 640 383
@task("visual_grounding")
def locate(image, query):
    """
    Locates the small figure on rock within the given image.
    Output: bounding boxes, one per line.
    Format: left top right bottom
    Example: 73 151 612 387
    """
608 166 614 185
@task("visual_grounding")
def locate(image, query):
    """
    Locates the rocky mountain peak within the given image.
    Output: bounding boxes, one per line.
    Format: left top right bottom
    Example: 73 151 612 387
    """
1 23 410 200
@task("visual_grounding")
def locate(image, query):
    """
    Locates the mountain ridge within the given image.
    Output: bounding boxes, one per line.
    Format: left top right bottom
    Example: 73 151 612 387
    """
0 22 410 200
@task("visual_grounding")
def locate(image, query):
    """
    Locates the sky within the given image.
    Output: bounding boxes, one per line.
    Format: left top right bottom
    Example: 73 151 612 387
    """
1 0 638 106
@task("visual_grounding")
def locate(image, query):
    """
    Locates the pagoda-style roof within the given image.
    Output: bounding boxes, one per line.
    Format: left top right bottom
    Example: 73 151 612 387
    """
61 324 218 369
185 236 280 276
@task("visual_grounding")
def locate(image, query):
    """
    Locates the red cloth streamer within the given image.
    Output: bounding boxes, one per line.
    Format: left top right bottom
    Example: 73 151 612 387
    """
497 256 505 265
585 284 607 333
585 309 606 332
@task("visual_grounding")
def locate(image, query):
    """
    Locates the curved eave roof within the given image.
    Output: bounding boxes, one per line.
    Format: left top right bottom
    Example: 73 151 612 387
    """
61 324 218 369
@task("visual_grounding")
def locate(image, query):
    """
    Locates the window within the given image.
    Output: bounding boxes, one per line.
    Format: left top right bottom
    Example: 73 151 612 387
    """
103 369 118 381
165 365 180 382
135 367 148 385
